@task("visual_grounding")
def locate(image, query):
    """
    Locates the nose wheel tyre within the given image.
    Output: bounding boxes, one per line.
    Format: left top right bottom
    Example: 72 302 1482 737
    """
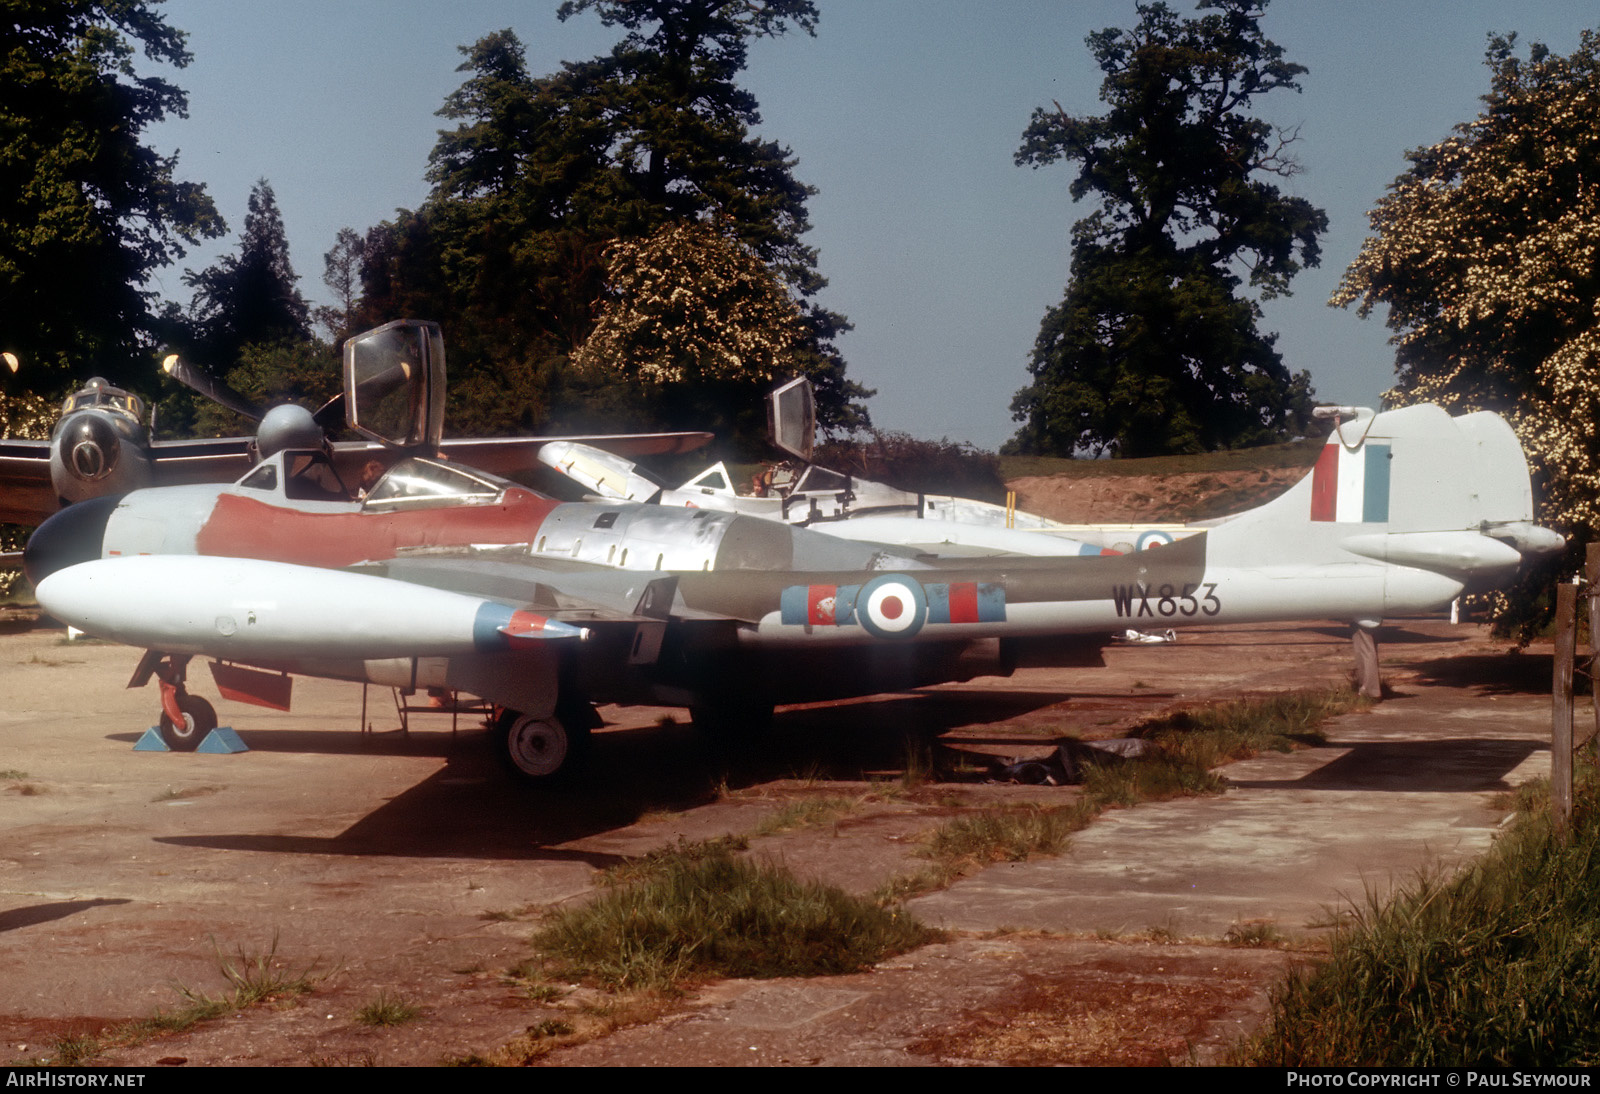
158 694 217 752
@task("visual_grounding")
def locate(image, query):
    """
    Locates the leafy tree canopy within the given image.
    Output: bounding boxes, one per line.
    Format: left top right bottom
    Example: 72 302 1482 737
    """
0 0 222 390
358 1 869 442
177 338 339 440
1334 29 1600 633
1007 0 1324 458
567 219 809 449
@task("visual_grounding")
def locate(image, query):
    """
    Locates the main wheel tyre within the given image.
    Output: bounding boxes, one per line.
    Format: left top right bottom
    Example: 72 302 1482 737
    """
495 710 590 784
158 695 217 752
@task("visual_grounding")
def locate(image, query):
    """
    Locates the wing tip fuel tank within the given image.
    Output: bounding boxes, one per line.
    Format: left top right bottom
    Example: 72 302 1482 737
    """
35 555 583 659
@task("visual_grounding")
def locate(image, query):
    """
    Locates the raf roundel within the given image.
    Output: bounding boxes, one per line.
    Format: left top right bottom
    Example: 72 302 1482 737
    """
855 574 928 639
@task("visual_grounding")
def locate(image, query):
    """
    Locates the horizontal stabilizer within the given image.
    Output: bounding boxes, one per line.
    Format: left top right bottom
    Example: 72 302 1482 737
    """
1339 531 1525 579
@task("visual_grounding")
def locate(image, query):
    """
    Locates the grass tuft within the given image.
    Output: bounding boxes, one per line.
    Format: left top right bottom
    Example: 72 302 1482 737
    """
535 844 936 991
1223 920 1285 948
750 795 860 837
355 990 421 1027
52 1034 101 1066
927 801 1090 867
597 834 748 888
175 933 326 1013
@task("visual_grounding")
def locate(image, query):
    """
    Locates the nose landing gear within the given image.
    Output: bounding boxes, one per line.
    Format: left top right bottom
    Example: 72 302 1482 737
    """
139 652 218 751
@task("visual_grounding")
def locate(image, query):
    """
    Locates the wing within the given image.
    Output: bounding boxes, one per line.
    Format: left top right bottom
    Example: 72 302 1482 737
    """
0 438 53 524
430 431 712 477
324 433 712 483
148 437 256 486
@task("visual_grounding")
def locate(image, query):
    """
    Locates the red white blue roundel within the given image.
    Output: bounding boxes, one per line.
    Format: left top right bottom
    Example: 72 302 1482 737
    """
856 574 928 639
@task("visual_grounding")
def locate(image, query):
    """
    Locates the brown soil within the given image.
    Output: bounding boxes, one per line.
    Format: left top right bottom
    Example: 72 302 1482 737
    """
1008 466 1306 523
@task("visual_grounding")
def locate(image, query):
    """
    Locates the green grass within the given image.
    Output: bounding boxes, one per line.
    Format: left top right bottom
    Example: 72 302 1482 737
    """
927 802 1090 868
164 933 326 1026
597 833 749 888
533 844 937 991
1245 771 1600 1066
211 934 324 1006
51 1034 101 1066
1224 920 1286 948
750 795 861 837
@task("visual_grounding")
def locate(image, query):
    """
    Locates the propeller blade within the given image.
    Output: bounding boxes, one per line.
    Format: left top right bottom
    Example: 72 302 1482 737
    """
311 391 345 429
160 354 264 422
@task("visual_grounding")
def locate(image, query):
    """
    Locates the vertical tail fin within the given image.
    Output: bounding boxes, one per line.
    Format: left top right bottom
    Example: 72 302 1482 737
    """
1210 404 1560 594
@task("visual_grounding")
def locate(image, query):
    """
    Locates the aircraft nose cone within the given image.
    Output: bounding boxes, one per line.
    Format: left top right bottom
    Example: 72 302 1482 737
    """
22 494 119 588
63 414 120 480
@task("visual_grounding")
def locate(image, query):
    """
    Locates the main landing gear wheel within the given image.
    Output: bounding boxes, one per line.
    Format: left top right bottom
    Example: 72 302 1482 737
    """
493 707 593 784
159 694 217 752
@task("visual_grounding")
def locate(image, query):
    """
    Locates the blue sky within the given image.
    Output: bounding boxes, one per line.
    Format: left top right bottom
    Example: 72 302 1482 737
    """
145 1 1600 449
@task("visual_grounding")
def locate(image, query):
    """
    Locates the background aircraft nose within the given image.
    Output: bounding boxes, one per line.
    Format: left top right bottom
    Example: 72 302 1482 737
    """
61 413 121 480
22 494 120 588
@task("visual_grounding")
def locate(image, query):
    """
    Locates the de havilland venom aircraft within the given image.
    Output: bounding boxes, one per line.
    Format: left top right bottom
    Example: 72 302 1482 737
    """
19 320 1564 784
0 331 710 527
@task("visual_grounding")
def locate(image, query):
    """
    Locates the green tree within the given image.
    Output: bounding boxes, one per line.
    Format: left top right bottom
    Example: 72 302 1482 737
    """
1334 30 1600 633
0 1 222 389
315 227 364 343
182 180 312 370
1008 0 1324 458
361 1 869 441
182 339 340 439
0 386 53 596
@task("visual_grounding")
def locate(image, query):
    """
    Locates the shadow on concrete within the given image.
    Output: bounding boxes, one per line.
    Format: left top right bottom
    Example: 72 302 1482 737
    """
0 898 132 933
1404 652 1555 696
1227 737 1544 793
149 689 1069 859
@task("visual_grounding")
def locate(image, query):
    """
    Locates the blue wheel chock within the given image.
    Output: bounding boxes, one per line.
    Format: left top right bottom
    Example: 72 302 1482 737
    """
132 727 248 754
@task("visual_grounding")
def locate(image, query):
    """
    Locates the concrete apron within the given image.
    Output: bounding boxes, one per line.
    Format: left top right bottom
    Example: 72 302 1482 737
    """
908 687 1552 940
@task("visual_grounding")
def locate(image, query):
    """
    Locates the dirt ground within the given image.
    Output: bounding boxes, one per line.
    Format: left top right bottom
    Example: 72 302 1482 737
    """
1008 466 1307 524
0 601 1550 1067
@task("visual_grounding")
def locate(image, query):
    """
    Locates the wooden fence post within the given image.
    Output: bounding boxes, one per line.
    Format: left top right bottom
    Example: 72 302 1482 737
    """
1587 544 1600 754
1553 580 1577 836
